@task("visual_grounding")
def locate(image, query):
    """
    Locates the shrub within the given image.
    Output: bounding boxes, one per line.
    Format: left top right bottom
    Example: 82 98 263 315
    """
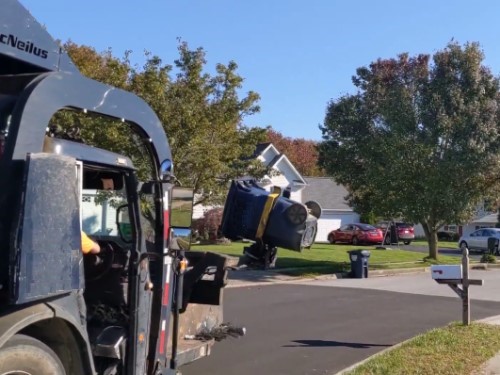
480 253 496 264
194 207 224 243
215 237 232 245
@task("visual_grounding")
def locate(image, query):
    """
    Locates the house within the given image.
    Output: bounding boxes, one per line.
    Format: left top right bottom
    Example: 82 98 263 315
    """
302 177 360 243
252 143 307 201
192 142 307 219
463 213 498 236
414 212 498 238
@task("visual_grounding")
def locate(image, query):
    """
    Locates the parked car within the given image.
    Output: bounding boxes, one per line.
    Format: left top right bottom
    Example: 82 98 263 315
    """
458 228 500 254
327 223 383 245
375 221 415 245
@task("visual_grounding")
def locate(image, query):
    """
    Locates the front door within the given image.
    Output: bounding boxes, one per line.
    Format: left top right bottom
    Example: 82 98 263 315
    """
10 153 81 304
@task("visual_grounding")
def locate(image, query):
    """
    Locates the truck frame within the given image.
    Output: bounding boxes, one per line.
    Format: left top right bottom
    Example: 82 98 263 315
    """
0 1 231 374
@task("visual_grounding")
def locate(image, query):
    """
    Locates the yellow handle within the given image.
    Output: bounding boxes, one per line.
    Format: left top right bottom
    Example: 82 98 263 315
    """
256 187 281 240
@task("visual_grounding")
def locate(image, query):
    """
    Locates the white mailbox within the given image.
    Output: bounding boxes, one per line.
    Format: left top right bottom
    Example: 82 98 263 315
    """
430 265 463 280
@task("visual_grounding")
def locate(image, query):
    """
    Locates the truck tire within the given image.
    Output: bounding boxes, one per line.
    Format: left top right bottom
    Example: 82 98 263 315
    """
0 334 66 375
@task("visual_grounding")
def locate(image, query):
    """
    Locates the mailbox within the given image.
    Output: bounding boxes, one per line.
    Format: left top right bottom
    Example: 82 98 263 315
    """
430 265 463 280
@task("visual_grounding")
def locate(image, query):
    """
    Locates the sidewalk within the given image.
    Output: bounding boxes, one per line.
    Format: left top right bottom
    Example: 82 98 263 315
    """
226 264 429 288
474 316 500 375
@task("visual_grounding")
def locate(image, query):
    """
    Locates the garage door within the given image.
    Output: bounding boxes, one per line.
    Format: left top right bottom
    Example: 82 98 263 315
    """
315 212 359 243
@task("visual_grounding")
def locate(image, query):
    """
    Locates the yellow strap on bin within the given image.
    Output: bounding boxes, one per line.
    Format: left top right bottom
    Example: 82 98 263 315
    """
256 186 281 240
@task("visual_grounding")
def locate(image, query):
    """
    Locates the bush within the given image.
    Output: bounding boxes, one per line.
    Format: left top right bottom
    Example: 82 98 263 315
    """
437 231 459 241
215 237 232 245
194 207 224 243
480 253 496 264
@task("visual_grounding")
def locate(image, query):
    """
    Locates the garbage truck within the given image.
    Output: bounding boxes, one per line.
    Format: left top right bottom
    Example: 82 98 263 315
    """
0 1 239 374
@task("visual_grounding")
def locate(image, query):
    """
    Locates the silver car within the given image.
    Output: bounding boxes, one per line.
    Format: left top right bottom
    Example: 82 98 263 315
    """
458 228 500 254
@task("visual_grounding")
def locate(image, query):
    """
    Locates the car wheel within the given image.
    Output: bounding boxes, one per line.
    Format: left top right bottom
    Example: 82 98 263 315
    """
328 235 335 244
352 236 359 245
459 241 468 252
384 236 391 245
404 241 411 245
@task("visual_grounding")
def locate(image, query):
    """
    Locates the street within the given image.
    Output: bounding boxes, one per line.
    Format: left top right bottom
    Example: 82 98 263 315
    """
182 269 500 375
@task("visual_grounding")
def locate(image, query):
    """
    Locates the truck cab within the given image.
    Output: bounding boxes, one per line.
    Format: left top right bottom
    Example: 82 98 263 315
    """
0 1 231 374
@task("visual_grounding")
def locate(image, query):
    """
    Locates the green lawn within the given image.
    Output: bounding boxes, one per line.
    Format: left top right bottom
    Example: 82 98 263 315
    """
412 239 458 248
345 323 500 375
191 241 460 274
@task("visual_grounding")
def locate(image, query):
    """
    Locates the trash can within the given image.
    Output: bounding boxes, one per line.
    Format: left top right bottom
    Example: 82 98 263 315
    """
348 250 371 278
488 237 499 255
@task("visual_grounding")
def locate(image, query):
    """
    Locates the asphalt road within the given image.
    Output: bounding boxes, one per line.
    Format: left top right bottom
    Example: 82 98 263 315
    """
181 273 500 375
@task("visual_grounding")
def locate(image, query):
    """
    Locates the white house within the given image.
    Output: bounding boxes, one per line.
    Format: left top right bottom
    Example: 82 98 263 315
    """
301 177 360 243
251 143 307 201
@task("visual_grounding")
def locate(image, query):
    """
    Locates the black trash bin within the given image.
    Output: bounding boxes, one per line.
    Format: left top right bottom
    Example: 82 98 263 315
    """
348 250 371 278
488 237 499 255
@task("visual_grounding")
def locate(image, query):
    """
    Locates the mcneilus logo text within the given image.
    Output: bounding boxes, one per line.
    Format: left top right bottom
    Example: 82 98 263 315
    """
0 33 48 59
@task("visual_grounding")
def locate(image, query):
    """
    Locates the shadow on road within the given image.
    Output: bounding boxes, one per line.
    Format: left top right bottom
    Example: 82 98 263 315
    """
284 339 392 349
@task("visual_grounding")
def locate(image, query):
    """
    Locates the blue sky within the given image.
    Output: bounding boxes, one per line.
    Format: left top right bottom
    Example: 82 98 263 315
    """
19 0 500 141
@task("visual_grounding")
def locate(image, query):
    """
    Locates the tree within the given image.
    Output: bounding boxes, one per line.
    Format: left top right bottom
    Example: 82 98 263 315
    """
265 128 324 176
54 41 268 203
157 43 268 205
193 207 224 242
318 42 500 259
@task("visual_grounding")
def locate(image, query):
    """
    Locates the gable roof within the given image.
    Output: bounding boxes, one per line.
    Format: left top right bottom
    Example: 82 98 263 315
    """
302 177 353 211
251 142 272 158
471 213 498 224
253 143 306 185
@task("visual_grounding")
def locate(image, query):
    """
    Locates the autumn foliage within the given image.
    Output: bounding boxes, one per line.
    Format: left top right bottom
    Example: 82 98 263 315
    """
265 128 324 176
194 208 224 242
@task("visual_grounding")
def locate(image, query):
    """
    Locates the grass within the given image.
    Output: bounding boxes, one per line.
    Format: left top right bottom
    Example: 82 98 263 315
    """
345 322 500 375
191 241 460 276
412 239 458 248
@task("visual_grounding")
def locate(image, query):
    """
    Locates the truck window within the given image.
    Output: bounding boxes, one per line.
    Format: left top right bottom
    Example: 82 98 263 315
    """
81 169 126 237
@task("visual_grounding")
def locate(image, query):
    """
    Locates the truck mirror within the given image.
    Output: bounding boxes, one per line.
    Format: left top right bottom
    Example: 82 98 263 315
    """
170 227 192 250
160 159 173 181
171 187 194 228
116 204 133 243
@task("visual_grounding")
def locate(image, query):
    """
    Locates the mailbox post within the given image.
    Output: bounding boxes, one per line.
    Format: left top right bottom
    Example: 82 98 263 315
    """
431 247 483 326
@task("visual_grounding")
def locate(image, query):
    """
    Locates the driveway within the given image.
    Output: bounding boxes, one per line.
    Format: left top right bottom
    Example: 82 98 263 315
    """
389 243 485 260
181 269 500 375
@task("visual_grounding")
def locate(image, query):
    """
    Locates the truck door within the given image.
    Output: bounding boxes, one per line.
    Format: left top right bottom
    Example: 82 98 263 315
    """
10 152 81 304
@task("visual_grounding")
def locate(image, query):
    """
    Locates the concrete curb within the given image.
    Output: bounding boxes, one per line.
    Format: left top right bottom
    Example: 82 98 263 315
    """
333 337 413 375
226 266 431 288
226 261 500 288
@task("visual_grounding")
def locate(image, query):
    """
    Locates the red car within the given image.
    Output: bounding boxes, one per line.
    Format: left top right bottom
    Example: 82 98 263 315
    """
376 222 415 245
327 223 384 245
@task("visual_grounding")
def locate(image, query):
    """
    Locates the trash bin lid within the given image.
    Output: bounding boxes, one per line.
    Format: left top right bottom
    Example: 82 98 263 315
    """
360 250 371 257
348 249 370 256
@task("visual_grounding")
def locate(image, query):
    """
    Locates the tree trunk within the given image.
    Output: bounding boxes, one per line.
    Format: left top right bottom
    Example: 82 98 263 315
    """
421 221 439 260
428 230 438 260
